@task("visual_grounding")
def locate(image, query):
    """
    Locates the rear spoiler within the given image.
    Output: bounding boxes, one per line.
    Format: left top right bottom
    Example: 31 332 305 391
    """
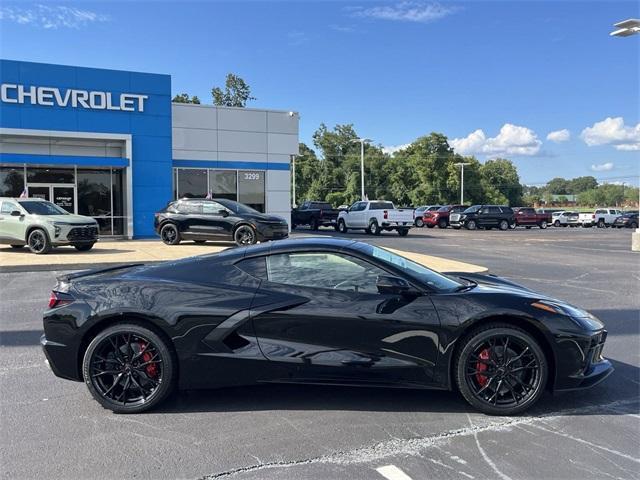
57 263 145 283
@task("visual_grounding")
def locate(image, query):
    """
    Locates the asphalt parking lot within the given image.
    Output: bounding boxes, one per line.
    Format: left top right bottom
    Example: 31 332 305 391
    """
1 226 638 480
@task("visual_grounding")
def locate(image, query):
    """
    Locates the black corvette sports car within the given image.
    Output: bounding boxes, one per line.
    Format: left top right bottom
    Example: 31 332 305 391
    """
154 198 289 246
42 238 612 415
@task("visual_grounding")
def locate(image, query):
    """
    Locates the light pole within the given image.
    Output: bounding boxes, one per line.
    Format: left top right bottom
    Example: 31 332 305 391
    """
351 138 371 200
454 162 471 205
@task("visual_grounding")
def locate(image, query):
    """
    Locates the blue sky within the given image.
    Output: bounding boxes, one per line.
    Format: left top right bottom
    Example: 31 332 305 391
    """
1 0 638 185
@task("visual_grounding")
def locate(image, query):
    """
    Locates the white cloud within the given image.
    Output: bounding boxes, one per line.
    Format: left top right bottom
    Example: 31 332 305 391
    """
546 129 570 143
591 162 614 172
383 144 410 155
0 4 108 29
581 117 640 151
351 1 457 24
451 123 542 156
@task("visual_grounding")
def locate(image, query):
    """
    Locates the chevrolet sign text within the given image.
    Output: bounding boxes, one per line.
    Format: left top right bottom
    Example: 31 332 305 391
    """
0 84 148 112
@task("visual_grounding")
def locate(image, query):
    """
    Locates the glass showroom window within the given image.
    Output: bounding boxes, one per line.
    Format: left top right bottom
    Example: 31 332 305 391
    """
209 170 237 200
77 169 112 235
0 166 24 196
26 167 74 184
177 168 207 198
238 170 265 212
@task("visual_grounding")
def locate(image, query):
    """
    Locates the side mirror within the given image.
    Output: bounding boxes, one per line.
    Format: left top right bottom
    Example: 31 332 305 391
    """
376 275 419 296
218 209 229 217
11 210 22 217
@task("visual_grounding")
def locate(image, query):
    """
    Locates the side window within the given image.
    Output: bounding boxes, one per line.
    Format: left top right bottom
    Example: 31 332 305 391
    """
236 257 268 279
177 202 202 214
301 202 309 210
265 252 389 294
202 201 226 214
1 201 18 214
487 207 501 214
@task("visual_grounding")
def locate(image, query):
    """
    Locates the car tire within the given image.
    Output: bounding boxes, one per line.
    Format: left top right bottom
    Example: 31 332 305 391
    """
74 243 95 251
597 219 605 228
415 218 424 228
539 221 547 229
631 222 638 229
466 220 477 230
454 323 548 416
10 244 24 249
369 220 381 236
310 218 318 231
509 222 516 230
438 219 448 229
398 228 409 237
160 223 181 245
82 323 176 414
27 228 51 254
554 220 561 227
338 219 348 234
499 220 509 231
233 225 257 246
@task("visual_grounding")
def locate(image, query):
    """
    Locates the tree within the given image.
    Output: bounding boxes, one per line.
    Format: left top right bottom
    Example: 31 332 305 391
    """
172 93 200 104
546 177 570 195
479 158 523 205
212 73 255 107
568 176 598 194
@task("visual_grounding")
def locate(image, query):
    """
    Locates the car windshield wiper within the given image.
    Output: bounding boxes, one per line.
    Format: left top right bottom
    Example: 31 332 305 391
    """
455 278 478 292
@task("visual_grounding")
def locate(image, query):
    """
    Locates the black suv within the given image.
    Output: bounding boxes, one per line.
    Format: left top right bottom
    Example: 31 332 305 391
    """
454 205 515 231
154 198 289 246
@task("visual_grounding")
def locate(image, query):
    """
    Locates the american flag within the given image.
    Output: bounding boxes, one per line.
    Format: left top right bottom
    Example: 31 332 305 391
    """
19 188 28 198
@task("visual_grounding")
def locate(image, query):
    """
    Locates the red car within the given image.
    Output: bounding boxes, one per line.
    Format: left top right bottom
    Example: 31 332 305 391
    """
424 205 468 228
513 207 552 229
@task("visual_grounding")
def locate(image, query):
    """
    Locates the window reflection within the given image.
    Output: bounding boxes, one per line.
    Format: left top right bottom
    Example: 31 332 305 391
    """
0 166 24 197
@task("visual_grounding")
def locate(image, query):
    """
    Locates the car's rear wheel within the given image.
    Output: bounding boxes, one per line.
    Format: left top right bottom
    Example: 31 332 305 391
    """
438 219 448 229
74 243 95 251
415 218 424 228
554 220 561 227
499 220 509 231
631 222 638 229
10 244 24 249
398 228 409 237
539 221 547 229
160 224 181 245
369 220 381 235
27 228 51 254
455 324 547 415
597 219 605 228
338 219 348 233
82 323 176 414
465 220 477 230
234 225 257 246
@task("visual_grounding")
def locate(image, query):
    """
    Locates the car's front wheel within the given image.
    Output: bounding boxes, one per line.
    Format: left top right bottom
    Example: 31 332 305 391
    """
160 223 181 245
27 228 51 254
455 324 547 415
82 323 176 414
338 219 348 233
554 220 561 227
234 225 257 246
499 220 509 231
438 219 448 229
74 243 95 251
465 220 477 230
415 218 424 228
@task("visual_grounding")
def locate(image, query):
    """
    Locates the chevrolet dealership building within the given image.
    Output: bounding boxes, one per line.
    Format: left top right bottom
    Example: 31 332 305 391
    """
0 60 298 238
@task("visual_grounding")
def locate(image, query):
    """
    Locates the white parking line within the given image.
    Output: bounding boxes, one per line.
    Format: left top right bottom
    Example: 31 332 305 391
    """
376 464 414 480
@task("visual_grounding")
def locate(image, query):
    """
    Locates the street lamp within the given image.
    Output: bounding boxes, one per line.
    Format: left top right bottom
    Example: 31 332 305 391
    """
351 138 371 200
454 162 471 205
610 18 640 37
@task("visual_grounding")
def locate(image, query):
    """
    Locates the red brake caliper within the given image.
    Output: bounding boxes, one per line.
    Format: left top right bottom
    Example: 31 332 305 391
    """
139 342 158 378
476 348 490 387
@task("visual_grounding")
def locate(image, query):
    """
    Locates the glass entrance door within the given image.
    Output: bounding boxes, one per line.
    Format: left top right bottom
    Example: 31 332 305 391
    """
27 184 76 213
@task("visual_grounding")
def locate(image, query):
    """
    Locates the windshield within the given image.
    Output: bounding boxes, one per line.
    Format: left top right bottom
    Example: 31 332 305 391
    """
358 244 463 292
217 199 260 215
19 201 69 215
463 205 481 213
437 206 450 212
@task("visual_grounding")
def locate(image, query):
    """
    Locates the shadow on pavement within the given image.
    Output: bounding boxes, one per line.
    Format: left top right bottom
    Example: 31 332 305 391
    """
0 329 44 347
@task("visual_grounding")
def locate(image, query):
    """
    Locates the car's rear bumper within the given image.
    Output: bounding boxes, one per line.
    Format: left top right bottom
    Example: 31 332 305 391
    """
41 334 82 382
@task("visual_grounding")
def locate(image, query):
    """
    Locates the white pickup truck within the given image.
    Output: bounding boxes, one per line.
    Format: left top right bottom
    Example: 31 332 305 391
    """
578 208 623 228
337 200 414 236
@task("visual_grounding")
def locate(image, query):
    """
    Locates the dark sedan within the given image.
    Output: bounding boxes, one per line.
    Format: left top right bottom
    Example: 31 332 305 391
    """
154 198 288 246
613 212 638 229
41 238 612 415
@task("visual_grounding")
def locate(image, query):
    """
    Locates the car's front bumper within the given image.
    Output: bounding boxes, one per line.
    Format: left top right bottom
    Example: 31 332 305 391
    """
53 224 99 245
256 223 289 241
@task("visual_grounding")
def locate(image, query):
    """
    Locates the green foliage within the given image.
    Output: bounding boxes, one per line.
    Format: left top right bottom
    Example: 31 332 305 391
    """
172 93 200 104
479 158 522 206
212 73 255 107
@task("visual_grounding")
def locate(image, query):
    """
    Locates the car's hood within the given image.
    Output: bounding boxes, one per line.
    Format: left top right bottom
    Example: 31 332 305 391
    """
449 272 542 298
34 214 97 224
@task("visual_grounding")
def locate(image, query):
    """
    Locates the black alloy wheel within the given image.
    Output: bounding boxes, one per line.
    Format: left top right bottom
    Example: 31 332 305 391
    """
499 220 509 231
82 323 175 413
74 243 95 251
415 218 424 228
369 220 381 236
438 219 448 229
466 220 477 230
338 219 348 233
234 225 256 246
455 324 547 415
160 224 181 245
27 229 51 254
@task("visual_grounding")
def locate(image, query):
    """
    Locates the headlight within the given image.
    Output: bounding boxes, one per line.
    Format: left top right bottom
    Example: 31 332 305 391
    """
531 300 604 330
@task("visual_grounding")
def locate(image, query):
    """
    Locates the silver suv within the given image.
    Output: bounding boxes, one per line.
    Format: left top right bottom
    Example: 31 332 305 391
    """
0 197 99 254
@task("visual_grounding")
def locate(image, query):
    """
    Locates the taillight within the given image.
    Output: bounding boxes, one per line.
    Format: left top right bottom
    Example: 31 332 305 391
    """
48 291 74 309
592 214 595 219
383 210 388 220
